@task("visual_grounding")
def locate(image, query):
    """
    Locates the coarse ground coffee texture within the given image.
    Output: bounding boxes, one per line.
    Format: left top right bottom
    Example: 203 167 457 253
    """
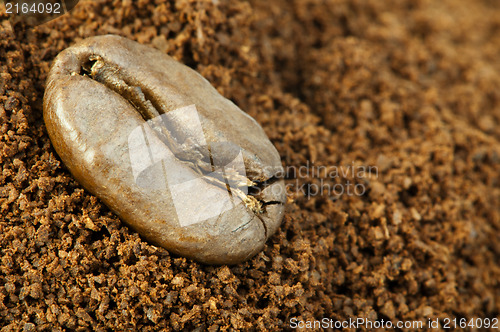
1 0 499 331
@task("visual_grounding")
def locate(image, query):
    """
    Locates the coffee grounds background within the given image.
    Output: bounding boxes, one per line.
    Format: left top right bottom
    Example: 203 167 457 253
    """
1 0 499 330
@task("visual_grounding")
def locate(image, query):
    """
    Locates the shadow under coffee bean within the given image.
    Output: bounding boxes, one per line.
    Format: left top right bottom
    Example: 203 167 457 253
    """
43 35 286 265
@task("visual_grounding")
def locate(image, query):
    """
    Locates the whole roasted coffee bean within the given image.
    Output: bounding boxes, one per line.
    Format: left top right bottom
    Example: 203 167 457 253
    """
43 35 285 264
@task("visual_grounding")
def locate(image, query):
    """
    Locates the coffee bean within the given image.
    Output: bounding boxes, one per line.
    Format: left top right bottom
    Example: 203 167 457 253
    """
43 35 285 264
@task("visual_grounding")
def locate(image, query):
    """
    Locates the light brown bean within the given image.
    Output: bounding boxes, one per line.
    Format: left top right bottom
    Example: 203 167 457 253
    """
43 35 285 264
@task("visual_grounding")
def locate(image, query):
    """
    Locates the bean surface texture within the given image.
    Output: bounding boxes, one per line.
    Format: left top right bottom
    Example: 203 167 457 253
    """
43 35 285 264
